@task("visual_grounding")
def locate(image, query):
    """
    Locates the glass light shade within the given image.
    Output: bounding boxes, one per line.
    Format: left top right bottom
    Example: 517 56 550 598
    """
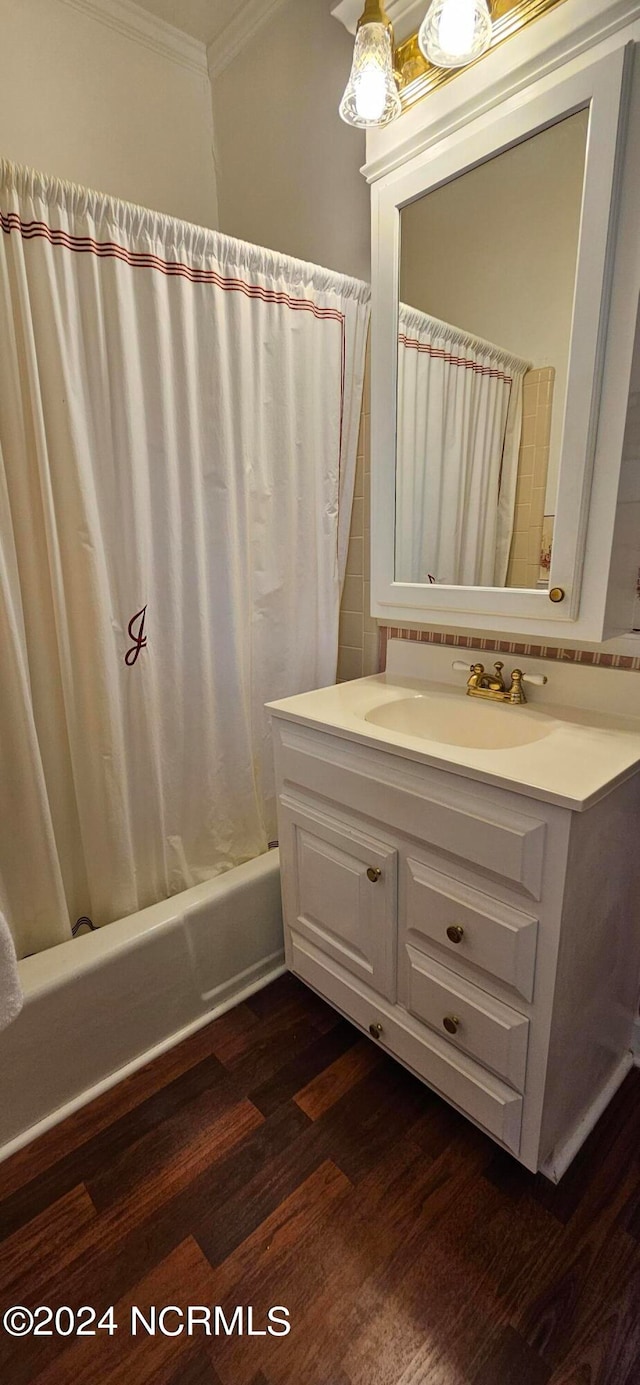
339 21 401 129
418 0 493 70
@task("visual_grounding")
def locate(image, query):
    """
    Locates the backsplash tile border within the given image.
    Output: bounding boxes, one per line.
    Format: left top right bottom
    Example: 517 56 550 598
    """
379 626 640 672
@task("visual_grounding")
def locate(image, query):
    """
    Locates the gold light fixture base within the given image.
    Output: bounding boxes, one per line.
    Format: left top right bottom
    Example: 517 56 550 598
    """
396 0 568 112
357 0 393 27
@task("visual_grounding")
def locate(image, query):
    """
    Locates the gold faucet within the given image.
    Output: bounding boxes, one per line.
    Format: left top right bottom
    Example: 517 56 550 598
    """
452 659 548 704
466 662 528 705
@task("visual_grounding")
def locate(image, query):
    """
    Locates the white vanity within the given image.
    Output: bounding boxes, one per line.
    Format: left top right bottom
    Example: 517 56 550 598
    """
269 642 640 1177
270 1 640 1179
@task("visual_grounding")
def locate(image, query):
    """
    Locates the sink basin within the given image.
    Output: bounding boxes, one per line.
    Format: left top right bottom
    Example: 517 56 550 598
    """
268 667 640 810
364 693 556 750
268 664 640 811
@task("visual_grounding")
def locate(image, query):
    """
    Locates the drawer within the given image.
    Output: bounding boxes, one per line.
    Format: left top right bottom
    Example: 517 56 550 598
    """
405 859 538 1001
289 931 522 1154
279 796 397 1000
274 720 546 897
405 948 529 1091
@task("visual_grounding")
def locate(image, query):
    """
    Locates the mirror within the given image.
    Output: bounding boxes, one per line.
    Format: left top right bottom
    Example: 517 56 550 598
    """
395 109 589 590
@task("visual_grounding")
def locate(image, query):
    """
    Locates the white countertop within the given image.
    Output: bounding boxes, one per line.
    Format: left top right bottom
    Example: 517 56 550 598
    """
267 672 640 811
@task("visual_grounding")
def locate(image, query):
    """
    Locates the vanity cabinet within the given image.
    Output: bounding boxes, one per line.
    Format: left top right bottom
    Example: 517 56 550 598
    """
271 707 640 1179
283 801 397 999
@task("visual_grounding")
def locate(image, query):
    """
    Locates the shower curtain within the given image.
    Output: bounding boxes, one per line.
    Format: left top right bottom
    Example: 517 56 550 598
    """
396 303 529 586
0 161 370 959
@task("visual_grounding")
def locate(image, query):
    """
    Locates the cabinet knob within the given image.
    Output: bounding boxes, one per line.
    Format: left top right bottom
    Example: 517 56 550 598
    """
443 1014 460 1035
369 1022 383 1039
446 925 464 945
549 587 565 603
366 866 382 883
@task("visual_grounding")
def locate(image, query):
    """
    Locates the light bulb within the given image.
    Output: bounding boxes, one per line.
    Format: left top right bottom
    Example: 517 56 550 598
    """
439 0 475 57
354 68 387 122
418 0 493 70
339 4 401 130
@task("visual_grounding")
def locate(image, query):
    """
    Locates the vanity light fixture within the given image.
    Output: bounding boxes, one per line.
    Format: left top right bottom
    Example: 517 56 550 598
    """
418 0 493 70
339 0 401 129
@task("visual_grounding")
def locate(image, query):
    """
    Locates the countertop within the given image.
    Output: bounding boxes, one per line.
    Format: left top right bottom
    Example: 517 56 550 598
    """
267 673 640 811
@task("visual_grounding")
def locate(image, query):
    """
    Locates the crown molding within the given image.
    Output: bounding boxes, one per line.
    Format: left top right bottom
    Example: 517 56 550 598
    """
331 0 425 42
207 0 291 78
58 0 208 77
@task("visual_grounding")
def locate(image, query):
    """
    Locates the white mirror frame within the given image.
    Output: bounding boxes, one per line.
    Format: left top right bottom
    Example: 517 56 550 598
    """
370 44 632 631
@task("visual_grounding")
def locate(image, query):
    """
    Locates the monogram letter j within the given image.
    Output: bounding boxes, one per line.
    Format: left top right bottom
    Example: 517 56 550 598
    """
125 605 148 666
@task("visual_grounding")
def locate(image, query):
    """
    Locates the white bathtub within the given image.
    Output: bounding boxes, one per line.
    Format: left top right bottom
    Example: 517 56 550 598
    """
0 851 285 1161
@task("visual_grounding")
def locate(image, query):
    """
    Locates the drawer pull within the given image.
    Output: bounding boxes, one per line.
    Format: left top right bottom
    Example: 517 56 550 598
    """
446 925 465 945
369 1022 383 1039
443 1014 460 1036
366 866 382 883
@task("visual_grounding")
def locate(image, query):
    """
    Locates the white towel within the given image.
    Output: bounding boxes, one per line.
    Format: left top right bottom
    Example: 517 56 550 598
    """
0 915 23 1033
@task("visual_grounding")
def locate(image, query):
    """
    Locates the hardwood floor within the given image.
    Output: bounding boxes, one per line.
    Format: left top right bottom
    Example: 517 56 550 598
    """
1 971 639 1384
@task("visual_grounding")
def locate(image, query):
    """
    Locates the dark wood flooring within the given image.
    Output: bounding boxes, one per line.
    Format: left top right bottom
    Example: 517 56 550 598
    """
1 972 639 1384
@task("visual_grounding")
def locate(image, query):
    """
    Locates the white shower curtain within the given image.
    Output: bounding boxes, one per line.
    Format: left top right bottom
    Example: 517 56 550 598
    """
396 304 529 586
0 162 370 958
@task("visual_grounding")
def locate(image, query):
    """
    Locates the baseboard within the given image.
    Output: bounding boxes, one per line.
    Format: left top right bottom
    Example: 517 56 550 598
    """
0 956 285 1166
540 1052 634 1182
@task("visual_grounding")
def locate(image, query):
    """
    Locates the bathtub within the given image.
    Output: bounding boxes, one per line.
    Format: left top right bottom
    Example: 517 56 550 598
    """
0 851 285 1161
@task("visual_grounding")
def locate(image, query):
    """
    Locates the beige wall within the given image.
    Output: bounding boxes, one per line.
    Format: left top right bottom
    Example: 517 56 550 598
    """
400 110 588 511
0 0 217 227
211 0 370 280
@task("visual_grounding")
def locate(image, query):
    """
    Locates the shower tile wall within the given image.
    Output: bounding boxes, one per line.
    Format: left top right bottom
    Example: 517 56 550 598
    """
506 366 555 588
338 346 378 679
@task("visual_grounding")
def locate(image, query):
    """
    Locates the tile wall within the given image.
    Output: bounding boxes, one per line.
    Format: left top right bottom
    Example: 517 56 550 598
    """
337 347 379 680
506 366 555 588
378 626 640 671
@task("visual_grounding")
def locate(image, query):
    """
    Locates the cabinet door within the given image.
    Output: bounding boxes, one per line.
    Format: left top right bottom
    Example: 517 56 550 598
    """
279 797 397 1000
370 44 634 641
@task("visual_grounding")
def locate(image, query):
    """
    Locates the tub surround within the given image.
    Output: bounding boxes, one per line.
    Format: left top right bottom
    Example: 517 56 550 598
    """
270 640 640 1178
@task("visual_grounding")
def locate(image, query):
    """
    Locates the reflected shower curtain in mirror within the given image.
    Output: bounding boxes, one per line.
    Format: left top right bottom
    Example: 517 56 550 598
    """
0 161 370 958
396 304 529 586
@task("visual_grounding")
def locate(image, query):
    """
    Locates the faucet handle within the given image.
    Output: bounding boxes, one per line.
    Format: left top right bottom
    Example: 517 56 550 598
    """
507 667 548 704
452 658 547 687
